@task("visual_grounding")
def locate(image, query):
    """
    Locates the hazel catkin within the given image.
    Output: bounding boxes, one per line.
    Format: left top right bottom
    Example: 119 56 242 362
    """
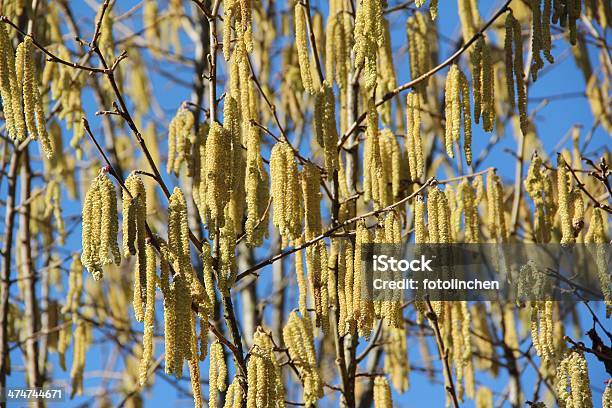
270 142 302 243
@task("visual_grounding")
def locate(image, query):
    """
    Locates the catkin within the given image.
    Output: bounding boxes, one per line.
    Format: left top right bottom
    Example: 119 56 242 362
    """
138 242 157 386
363 99 386 208
354 0 384 90
354 220 374 338
81 172 121 280
314 81 339 174
295 1 315 94
557 350 593 408
486 170 508 242
407 12 432 92
17 37 53 156
246 328 284 408
245 124 270 247
505 11 528 135
189 313 203 408
373 376 393 408
62 254 83 315
270 142 303 243
444 64 472 165
380 129 401 200
525 153 552 242
123 174 148 321
167 107 195 176
414 194 427 244
458 179 479 242
406 91 424 181
384 327 410 392
471 36 495 131
204 122 232 232
476 387 493 408
209 341 227 408
283 312 323 405
557 154 575 245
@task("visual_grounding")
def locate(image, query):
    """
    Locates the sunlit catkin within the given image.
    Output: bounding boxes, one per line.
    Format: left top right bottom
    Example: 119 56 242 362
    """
557 350 593 408
557 154 574 245
62 254 83 315
270 142 302 243
246 328 284 408
138 242 156 386
505 11 528 135
224 377 244 408
167 107 195 176
471 36 495 131
406 91 424 181
123 173 147 321
295 1 315 94
245 124 270 247
314 81 339 174
204 122 232 232
0 24 17 140
209 341 227 408
384 326 410 392
486 170 508 242
458 179 479 242
373 376 393 408
354 0 383 90
81 172 121 280
283 312 323 405
17 37 52 157
354 220 374 338
444 64 472 165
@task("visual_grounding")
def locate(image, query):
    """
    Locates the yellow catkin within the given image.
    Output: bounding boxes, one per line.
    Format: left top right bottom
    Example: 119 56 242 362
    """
295 237 308 317
557 154 574 245
167 107 195 176
169 187 191 277
245 123 269 247
525 153 552 242
17 37 52 156
458 180 479 242
384 326 410 392
414 194 427 244
246 328 284 408
571 189 584 237
373 376 393 408
204 122 232 232
224 377 244 408
138 242 156 386
486 171 508 242
295 1 315 94
218 210 237 295
209 341 227 408
123 173 148 321
354 220 374 338
471 304 498 375
314 81 339 174
472 36 495 132
458 0 481 40
407 12 432 94
62 254 83 315
189 313 203 408
343 239 355 335
325 0 349 89
363 99 386 208
0 24 17 140
354 0 383 90
283 312 323 405
406 91 424 181
475 387 493 408
239 0 253 52
301 163 322 240
380 129 401 200
70 321 88 397
81 172 121 280
270 142 302 243
504 11 529 135
444 64 459 159
557 350 593 407
530 0 545 81
459 68 472 165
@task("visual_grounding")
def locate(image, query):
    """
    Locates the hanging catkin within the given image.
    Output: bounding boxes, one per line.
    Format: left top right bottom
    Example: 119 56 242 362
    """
407 12 432 93
270 142 302 243
204 122 232 232
384 326 410 392
224 97 246 227
363 99 386 208
138 242 156 386
314 81 339 174
444 64 472 165
458 0 481 41
245 123 270 247
556 350 593 408
81 172 121 280
380 129 401 200
505 11 528 136
354 220 375 338
122 173 148 321
295 1 315 94
525 153 552 242
557 154 575 245
373 376 393 408
475 387 493 408
406 91 424 181
167 107 195 176
458 179 479 243
246 328 284 408
70 321 89 397
471 36 495 131
62 254 83 315
295 237 308 317
283 312 323 405
325 0 349 89
209 341 227 408
0 24 25 142
217 209 237 295
354 0 384 90
16 36 53 157
224 377 244 408
486 170 508 242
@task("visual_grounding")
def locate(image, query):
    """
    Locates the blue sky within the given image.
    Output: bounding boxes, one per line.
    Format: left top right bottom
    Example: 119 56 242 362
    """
2 0 610 407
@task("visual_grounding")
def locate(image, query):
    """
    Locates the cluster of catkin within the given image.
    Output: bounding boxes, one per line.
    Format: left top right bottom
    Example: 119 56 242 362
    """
373 376 393 408
246 328 284 408
504 11 529 136
81 172 121 280
283 312 323 406
445 64 472 165
353 0 384 90
556 350 593 408
524 153 556 243
208 341 227 408
0 29 52 155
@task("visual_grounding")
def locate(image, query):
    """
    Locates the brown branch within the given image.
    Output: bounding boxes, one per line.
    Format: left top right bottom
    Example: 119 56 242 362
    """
425 298 461 408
